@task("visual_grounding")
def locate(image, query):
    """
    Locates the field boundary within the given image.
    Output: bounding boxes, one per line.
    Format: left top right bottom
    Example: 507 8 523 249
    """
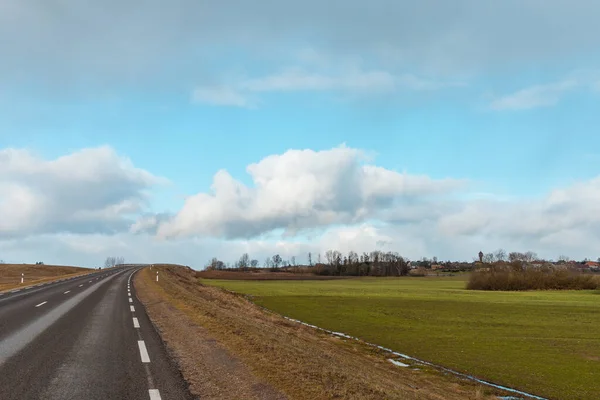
222 288 548 400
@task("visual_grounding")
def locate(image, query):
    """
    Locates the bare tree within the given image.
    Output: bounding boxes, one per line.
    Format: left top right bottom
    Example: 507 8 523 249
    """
362 252 370 263
104 257 115 268
483 253 495 263
348 251 359 265
103 256 124 268
308 252 312 266
250 259 259 268
290 256 296 266
238 253 250 269
272 254 282 268
524 251 538 262
509 252 520 263
206 257 225 270
494 249 507 262
370 251 381 264
325 250 334 266
264 257 272 268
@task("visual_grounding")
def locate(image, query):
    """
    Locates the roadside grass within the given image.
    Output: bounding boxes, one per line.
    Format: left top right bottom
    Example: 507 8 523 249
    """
205 275 600 400
137 265 502 399
0 264 92 292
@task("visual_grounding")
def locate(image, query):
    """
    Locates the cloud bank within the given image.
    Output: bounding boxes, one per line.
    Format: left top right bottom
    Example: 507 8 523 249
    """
0 146 163 238
2 145 599 266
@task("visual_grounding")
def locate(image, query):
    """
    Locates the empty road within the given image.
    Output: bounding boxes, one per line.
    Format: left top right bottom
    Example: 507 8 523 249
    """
0 266 194 399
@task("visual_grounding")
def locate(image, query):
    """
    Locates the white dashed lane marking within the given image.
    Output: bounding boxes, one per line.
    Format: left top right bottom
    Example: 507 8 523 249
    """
129 298 133 303
35 301 47 307
78 284 83 287
133 318 140 328
130 305 135 312
64 291 70 294
149 389 162 400
137 340 151 363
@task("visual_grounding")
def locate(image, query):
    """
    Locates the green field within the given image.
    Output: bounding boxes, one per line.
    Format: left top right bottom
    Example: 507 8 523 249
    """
204 276 600 400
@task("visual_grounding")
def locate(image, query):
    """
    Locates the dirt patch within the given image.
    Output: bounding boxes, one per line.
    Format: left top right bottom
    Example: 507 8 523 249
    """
197 270 353 280
135 265 503 400
0 264 93 292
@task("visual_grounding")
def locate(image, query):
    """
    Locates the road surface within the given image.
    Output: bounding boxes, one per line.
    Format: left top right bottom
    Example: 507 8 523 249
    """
0 266 194 400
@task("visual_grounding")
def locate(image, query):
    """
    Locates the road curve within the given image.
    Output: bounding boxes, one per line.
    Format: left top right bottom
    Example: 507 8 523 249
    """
0 266 194 400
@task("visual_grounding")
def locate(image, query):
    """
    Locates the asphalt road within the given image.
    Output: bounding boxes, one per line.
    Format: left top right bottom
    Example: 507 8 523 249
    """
0 266 195 400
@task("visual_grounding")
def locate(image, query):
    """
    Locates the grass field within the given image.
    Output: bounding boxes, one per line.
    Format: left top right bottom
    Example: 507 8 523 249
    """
0 264 92 292
205 275 600 400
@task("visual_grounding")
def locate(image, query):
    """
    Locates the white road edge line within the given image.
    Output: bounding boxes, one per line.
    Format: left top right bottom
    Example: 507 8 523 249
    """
148 389 162 400
64 291 70 294
138 340 151 363
35 301 47 307
130 305 135 312
133 317 140 328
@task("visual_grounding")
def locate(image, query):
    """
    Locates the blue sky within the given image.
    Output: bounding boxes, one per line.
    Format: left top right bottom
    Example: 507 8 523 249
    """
1 1 600 266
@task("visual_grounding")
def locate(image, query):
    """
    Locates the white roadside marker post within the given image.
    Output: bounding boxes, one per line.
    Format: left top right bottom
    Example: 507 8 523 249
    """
156 271 159 282
21 273 24 284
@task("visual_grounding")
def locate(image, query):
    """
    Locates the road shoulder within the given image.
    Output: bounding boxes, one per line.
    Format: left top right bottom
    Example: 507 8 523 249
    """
135 266 285 399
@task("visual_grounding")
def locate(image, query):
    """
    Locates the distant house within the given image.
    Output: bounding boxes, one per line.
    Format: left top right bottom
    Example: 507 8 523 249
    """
431 264 445 270
585 261 600 271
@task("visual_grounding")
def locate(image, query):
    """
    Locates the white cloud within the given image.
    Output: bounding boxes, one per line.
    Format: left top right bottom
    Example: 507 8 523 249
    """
192 67 463 107
155 145 465 239
438 176 600 244
489 69 600 111
489 80 578 110
0 146 164 238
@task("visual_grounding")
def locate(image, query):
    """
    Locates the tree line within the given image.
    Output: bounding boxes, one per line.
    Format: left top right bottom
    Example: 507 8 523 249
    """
104 256 125 268
206 250 412 276
205 248 600 277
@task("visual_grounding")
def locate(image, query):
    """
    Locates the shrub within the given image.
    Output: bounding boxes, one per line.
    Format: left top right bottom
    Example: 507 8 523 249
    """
467 265 600 291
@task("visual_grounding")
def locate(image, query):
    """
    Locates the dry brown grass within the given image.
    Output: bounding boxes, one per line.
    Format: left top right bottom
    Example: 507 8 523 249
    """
0 264 92 292
467 265 600 291
135 264 504 400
